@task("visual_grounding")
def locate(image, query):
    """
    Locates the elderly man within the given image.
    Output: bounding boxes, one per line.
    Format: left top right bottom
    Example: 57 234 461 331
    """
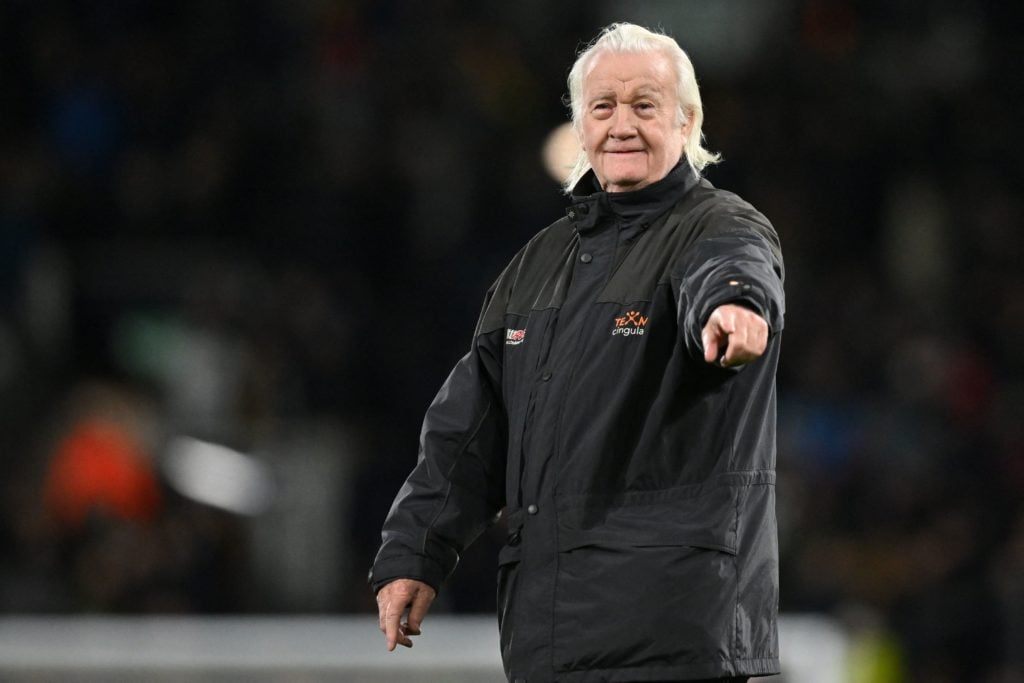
370 22 784 682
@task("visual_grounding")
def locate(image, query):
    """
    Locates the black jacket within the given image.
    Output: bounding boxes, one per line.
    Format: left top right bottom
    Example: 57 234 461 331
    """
371 164 785 681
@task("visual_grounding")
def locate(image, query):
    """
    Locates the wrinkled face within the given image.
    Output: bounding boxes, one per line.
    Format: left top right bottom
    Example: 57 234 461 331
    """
581 50 690 193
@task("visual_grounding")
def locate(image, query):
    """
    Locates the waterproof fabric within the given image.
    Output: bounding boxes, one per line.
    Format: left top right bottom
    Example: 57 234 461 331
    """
371 164 785 681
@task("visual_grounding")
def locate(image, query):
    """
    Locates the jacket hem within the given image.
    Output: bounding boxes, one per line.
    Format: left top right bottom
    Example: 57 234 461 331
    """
550 657 781 681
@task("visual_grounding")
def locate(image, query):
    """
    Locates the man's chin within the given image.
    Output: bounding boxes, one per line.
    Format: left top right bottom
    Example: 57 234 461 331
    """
604 176 647 193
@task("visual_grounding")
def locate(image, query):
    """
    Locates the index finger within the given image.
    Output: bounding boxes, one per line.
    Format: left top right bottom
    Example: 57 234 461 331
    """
381 593 406 651
377 584 414 651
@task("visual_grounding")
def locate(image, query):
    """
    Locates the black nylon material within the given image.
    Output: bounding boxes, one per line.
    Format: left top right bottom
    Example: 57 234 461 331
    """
372 164 785 681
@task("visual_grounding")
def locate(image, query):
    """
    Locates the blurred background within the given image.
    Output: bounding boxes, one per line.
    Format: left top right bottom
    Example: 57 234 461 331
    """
0 0 1022 681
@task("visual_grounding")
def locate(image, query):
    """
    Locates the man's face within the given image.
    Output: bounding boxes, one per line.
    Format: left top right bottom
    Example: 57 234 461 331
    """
580 50 690 193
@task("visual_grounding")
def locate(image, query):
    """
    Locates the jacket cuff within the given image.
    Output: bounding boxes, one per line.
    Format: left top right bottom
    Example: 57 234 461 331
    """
699 279 765 323
368 554 446 595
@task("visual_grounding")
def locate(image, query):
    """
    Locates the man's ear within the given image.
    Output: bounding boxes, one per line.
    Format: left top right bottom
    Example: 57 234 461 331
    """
678 112 691 153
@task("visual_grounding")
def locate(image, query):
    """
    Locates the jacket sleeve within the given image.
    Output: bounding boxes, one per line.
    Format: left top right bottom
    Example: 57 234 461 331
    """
675 212 785 361
369 288 508 594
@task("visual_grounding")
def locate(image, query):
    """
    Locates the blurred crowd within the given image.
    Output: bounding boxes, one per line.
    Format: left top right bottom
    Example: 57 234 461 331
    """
0 1 1022 681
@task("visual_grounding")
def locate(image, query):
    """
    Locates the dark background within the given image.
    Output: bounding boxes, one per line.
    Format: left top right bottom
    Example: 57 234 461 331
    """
1 1 1022 680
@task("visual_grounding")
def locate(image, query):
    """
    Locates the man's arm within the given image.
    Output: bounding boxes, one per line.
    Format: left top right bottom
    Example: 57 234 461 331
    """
369 287 509 650
677 217 785 365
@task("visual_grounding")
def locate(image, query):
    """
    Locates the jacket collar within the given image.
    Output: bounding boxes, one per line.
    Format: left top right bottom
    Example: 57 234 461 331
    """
565 161 700 232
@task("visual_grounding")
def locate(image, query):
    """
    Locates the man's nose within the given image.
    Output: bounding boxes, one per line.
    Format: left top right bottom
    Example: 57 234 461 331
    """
609 104 637 137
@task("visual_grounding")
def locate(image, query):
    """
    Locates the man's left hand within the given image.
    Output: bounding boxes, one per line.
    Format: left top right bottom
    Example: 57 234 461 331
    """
701 304 769 367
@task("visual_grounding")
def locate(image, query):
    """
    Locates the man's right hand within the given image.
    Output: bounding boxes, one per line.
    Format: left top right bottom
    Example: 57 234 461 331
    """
376 578 436 651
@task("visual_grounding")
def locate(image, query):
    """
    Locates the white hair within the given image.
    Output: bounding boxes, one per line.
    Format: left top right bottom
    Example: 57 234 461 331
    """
563 22 721 193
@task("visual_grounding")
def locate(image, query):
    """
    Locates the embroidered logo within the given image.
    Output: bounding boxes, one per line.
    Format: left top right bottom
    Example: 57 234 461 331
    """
612 311 648 337
506 328 526 345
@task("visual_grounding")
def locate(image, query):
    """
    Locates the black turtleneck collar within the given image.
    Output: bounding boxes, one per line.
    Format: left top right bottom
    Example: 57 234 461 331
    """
565 161 700 232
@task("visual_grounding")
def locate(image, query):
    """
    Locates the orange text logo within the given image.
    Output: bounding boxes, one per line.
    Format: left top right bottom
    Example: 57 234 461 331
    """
612 311 648 337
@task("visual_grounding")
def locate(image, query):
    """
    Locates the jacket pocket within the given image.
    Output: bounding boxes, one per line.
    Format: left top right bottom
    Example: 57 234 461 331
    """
551 484 750 674
496 540 521 630
496 527 523 667
497 510 524 626
555 477 745 554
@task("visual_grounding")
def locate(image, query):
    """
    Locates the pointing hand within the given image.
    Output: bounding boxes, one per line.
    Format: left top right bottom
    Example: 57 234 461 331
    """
701 304 769 367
